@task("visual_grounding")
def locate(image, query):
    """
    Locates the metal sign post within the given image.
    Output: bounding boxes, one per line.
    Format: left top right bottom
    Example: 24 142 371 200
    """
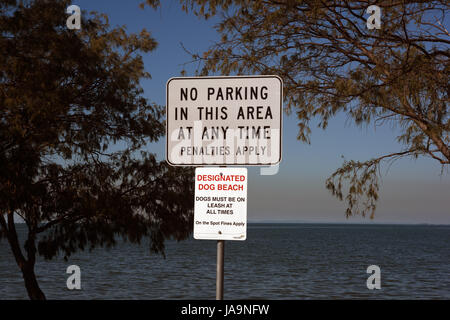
216 240 225 300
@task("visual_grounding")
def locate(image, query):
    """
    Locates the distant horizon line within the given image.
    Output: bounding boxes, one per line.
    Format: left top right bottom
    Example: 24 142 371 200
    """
12 220 450 226
247 220 450 226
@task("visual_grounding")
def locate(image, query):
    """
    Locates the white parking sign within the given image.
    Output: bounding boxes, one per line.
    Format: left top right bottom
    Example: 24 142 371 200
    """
166 75 283 166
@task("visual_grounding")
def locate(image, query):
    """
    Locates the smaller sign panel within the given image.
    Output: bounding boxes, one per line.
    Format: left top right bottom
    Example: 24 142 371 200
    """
194 167 247 241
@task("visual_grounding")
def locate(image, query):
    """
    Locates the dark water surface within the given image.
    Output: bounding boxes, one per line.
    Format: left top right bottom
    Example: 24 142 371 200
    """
1 223 449 299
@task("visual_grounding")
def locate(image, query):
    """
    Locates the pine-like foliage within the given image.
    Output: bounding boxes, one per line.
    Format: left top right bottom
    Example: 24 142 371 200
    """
145 0 449 218
1 0 194 299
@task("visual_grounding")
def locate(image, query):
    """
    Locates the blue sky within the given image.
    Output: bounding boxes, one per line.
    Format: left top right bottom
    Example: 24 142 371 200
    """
76 0 449 224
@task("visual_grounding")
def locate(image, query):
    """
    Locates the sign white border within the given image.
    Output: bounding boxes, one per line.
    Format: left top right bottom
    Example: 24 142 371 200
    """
165 75 283 166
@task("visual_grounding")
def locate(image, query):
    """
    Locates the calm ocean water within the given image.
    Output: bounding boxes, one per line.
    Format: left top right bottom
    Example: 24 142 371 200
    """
0 223 449 299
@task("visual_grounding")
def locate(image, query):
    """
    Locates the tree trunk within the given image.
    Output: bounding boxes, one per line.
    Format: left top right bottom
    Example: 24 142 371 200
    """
1 212 46 300
22 263 46 300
